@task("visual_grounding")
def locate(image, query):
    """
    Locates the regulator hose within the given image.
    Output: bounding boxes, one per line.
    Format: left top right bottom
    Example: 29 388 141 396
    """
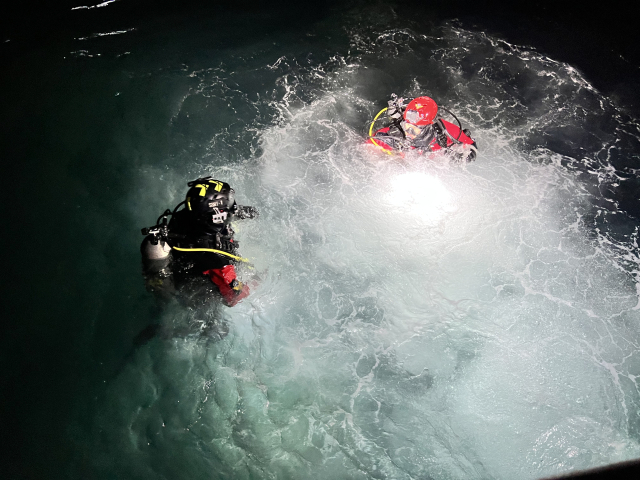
438 106 464 143
171 246 252 264
368 107 394 155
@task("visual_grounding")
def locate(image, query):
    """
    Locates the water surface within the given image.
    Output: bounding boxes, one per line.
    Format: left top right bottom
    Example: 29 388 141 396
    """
2 2 640 479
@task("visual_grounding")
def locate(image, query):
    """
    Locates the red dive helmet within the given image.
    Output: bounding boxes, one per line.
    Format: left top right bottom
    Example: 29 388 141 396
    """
403 96 438 126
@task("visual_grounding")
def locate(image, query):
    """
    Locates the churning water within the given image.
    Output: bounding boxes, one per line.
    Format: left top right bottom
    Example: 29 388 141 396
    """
3 2 640 479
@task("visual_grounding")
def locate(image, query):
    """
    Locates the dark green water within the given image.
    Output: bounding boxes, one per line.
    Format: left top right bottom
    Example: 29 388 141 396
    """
2 2 640 479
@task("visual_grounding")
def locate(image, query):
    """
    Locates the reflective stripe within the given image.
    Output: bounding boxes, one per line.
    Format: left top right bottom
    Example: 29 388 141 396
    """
208 180 224 192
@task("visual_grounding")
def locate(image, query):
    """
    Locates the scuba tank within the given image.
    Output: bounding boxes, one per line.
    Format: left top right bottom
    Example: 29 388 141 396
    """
141 210 172 274
140 212 175 297
140 235 171 274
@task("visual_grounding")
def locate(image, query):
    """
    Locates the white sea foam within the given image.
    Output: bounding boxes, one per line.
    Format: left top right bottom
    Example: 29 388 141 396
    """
110 17 640 480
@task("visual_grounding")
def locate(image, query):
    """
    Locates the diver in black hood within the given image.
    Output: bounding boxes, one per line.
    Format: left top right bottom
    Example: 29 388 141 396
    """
140 177 258 307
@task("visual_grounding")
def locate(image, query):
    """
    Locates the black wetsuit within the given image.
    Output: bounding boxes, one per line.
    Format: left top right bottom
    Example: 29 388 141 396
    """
141 202 257 306
167 206 241 293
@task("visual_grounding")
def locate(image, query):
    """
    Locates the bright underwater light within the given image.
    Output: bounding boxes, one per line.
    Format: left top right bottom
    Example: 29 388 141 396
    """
386 172 454 224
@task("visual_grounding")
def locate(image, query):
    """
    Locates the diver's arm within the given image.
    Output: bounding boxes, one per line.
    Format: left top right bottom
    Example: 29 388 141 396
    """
387 95 406 139
387 94 405 119
231 203 259 219
433 121 449 148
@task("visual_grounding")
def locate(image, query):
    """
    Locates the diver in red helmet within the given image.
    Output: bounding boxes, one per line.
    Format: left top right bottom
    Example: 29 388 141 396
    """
370 94 477 161
140 177 258 307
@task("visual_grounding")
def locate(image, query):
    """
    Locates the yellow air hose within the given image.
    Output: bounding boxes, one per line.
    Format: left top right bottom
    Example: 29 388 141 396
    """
171 246 252 264
368 107 394 155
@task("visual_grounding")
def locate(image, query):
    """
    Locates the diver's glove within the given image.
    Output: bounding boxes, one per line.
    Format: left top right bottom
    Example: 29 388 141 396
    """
234 205 259 219
218 237 238 254
213 232 238 253
221 239 238 253
387 94 404 120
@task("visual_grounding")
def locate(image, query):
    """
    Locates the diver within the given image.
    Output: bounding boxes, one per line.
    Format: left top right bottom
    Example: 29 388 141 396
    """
140 177 258 307
369 94 478 161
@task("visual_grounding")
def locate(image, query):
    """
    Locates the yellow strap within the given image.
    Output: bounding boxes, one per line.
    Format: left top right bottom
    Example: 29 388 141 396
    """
208 180 224 192
195 184 209 196
368 107 394 155
172 246 251 263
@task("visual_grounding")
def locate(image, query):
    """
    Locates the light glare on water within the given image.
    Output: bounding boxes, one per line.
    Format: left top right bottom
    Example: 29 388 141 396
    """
387 172 454 224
